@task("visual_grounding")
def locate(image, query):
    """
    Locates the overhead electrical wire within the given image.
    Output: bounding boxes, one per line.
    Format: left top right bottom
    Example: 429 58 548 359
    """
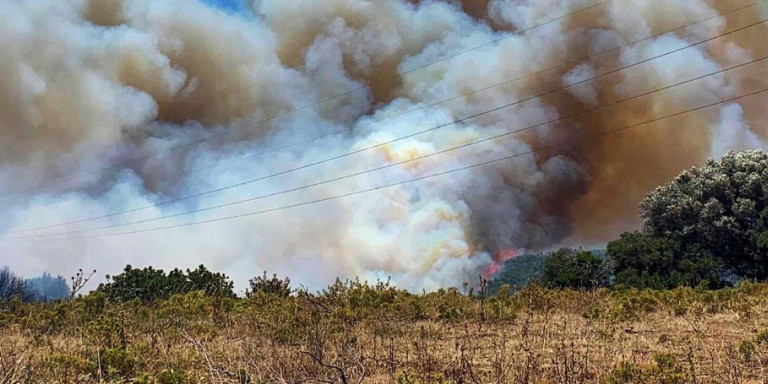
4 6 763 236
10 85 767 242
6 42 768 241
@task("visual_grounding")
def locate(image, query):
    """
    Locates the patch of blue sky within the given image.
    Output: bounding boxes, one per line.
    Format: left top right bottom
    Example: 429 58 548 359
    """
199 0 251 16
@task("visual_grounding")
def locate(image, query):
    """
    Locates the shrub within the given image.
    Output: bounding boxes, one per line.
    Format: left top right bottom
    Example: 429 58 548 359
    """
135 370 195 384
541 248 609 290
44 353 96 381
97 265 234 303
246 271 291 298
739 340 757 361
607 354 686 384
648 353 686 384
607 361 644 384
156 370 195 384
755 328 768 345
100 347 140 379
609 289 661 321
185 265 236 299
487 284 519 321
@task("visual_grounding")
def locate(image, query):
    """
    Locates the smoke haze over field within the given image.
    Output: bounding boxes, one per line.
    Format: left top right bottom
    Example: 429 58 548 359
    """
1 0 767 291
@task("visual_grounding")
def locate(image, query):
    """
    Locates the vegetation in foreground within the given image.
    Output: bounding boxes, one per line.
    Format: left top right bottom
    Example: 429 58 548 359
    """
3 278 768 383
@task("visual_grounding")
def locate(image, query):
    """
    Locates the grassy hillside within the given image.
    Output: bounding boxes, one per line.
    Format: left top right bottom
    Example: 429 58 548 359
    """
2 280 768 383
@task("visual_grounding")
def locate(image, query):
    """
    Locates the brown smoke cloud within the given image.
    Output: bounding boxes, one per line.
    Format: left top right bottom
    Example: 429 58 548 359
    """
565 0 768 244
0 0 765 290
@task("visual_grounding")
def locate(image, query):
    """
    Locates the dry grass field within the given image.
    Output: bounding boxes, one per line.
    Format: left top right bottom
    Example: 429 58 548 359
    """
3 281 768 383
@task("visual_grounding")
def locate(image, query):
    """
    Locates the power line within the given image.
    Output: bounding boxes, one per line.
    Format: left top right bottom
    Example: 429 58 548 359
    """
5 9 763 236
12 0 757 216
12 86 768 242
0 0 616 202
8 48 767 240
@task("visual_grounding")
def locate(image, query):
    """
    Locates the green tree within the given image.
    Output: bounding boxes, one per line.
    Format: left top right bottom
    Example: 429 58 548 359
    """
488 253 547 293
185 265 236 298
640 150 768 281
541 248 608 289
98 264 235 303
99 265 170 303
607 232 722 289
27 272 70 301
0 266 37 302
246 271 291 298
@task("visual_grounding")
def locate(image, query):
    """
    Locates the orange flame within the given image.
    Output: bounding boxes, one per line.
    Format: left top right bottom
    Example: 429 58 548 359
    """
482 248 519 279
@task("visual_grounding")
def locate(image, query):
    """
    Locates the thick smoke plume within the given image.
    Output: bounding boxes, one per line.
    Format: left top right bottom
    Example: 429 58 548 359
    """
0 0 766 291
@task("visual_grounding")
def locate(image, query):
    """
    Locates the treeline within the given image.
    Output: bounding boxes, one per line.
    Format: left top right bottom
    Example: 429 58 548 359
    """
495 150 768 291
0 267 69 302
0 264 292 305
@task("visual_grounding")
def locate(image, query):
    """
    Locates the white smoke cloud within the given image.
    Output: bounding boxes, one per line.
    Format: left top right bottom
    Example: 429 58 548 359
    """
563 64 599 105
710 103 765 158
488 0 594 31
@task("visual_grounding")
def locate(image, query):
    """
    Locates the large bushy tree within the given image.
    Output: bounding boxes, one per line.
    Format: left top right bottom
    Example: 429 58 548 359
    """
610 150 768 288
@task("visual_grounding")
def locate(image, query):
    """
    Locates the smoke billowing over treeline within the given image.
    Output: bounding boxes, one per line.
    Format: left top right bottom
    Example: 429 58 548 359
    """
1 0 767 290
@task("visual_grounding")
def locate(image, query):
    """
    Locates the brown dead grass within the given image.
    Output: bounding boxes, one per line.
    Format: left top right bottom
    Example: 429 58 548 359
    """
2 285 768 383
